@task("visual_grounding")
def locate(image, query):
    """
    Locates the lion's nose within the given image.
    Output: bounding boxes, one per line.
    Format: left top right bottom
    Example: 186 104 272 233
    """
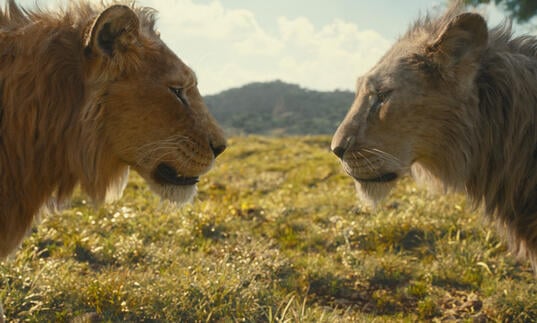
330 135 355 159
331 145 347 159
211 142 226 158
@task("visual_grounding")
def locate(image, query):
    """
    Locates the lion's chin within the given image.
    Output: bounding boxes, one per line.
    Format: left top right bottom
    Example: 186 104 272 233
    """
354 180 396 208
146 181 198 205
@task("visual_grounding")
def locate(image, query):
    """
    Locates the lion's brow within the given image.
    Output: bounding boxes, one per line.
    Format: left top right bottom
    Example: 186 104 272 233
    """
185 71 198 88
364 76 389 94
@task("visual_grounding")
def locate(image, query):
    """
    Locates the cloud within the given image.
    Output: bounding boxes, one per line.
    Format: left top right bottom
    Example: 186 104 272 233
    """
275 17 391 92
139 0 393 94
15 0 533 94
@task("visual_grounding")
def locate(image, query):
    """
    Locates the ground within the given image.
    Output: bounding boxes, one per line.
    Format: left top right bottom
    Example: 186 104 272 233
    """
1 136 537 322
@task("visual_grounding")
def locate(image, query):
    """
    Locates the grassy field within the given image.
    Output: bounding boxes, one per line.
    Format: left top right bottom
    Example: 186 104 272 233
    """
1 136 537 322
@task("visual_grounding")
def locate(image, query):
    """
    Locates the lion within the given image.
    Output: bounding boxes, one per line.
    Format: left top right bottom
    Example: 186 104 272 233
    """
331 3 537 270
0 0 226 259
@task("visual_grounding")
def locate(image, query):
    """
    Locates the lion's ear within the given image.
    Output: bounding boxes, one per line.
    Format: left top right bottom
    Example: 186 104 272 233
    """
85 5 140 57
429 13 488 68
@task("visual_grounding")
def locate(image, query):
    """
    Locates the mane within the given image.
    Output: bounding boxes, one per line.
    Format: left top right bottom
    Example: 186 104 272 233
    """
0 0 161 256
471 26 537 263
0 0 158 34
407 3 537 265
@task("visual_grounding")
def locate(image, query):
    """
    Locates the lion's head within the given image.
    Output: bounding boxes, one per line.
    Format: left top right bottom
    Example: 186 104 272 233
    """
82 5 226 203
331 9 488 205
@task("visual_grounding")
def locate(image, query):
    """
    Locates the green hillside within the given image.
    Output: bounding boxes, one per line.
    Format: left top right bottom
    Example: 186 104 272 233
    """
1 136 536 322
205 81 354 135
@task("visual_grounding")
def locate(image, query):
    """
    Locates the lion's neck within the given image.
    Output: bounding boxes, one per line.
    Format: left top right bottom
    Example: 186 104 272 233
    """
465 48 537 219
0 23 127 256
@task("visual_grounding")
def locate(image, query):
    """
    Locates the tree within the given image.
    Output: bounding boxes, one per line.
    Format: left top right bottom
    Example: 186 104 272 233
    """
465 0 537 23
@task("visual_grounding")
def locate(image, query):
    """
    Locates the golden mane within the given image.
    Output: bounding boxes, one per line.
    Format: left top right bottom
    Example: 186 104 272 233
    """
0 0 226 257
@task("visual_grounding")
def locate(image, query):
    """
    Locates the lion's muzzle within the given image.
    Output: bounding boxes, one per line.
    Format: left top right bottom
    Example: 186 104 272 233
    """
153 163 200 186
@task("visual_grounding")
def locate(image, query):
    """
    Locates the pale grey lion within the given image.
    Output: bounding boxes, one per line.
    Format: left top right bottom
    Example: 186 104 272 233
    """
332 3 537 269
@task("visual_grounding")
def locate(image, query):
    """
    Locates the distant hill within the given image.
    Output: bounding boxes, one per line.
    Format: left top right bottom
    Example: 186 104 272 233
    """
204 80 354 135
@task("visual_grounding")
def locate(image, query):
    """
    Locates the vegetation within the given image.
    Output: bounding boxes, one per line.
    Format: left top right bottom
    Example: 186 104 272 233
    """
2 136 537 322
465 0 537 23
205 81 354 135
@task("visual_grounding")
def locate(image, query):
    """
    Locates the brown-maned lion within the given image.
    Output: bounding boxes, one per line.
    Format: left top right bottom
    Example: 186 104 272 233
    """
0 1 226 259
331 3 537 270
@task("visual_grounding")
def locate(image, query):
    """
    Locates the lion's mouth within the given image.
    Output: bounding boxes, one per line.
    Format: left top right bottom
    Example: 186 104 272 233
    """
353 172 398 183
153 163 199 186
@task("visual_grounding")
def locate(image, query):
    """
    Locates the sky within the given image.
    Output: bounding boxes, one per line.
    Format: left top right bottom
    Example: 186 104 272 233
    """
5 0 517 94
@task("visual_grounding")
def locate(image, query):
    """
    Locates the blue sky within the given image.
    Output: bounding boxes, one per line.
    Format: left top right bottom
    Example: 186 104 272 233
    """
206 0 444 39
4 0 514 94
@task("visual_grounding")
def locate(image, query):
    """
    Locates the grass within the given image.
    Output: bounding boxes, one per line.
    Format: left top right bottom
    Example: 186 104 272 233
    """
1 135 537 322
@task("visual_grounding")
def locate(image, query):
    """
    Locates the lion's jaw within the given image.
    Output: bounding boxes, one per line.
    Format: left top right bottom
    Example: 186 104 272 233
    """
352 181 397 207
341 154 408 206
335 142 407 206
146 179 198 204
135 159 215 204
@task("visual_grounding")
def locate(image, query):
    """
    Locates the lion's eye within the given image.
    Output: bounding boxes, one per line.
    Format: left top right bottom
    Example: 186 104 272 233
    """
368 93 380 109
368 90 391 120
169 87 188 107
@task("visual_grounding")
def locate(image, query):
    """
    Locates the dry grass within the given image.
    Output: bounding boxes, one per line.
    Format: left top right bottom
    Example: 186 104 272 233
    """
1 136 537 322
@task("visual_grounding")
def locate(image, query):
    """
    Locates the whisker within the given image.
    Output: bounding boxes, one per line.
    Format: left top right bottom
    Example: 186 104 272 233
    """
363 148 402 166
370 148 399 162
117 134 197 168
357 151 381 176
